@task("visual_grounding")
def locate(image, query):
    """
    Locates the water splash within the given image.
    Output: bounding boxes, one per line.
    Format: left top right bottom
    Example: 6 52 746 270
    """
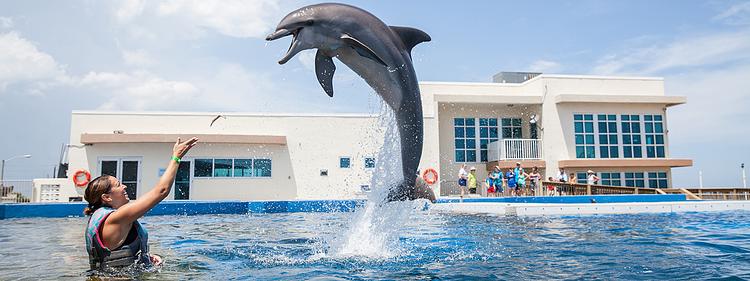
324 100 425 259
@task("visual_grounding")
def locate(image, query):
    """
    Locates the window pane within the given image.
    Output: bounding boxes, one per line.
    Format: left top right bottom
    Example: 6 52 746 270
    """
234 159 253 177
655 123 663 133
489 128 498 138
455 139 465 149
466 139 476 149
214 159 232 177
194 159 213 177
576 147 585 158
465 118 475 126
575 122 583 133
365 157 376 168
584 122 594 133
339 157 351 168
253 159 272 177
512 118 521 126
479 118 488 126
574 114 582 121
575 135 584 144
454 127 464 137
489 118 497 126
455 150 465 162
502 128 512 138
466 127 476 138
480 127 488 138
657 146 665 158
101 161 117 177
512 128 522 138
600 147 609 158
454 118 464 126
585 135 595 144
586 146 595 158
467 150 476 162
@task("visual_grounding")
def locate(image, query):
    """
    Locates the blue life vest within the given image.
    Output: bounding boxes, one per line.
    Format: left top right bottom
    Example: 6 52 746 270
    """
85 207 151 270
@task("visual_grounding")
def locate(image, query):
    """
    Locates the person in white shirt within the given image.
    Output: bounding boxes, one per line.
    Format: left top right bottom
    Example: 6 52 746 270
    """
556 167 568 182
457 164 468 199
586 170 600 185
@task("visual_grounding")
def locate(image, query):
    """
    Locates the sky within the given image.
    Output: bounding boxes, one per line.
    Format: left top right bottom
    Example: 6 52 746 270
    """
1 0 749 187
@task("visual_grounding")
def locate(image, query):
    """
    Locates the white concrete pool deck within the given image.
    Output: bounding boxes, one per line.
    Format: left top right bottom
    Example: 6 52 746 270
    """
431 200 750 216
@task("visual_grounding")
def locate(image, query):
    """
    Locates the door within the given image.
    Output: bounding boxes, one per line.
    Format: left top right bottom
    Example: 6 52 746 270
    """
98 158 141 200
174 161 191 200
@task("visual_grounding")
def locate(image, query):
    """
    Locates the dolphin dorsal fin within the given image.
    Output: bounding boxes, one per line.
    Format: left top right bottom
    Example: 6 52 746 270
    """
389 26 431 56
341 34 388 67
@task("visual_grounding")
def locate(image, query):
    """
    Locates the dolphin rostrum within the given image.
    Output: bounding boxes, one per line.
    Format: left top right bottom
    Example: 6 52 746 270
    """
266 3 435 202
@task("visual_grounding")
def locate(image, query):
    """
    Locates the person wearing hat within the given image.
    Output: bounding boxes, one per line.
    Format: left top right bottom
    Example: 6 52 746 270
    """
467 167 478 194
586 170 600 185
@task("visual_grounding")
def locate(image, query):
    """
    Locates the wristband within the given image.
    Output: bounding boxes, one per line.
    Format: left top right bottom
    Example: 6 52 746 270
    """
171 156 181 163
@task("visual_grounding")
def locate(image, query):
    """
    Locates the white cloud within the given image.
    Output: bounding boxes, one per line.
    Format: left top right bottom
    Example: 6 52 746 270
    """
155 0 281 38
115 0 146 22
297 50 316 71
592 29 750 75
121 49 153 67
665 64 750 142
0 17 12 29
0 31 66 92
527 60 562 73
713 2 750 26
80 71 199 110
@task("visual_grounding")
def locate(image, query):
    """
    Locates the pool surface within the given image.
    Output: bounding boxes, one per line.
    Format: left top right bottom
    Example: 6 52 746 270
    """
1 207 750 280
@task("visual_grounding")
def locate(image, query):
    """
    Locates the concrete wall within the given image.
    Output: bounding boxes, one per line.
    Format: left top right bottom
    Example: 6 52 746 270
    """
68 112 385 201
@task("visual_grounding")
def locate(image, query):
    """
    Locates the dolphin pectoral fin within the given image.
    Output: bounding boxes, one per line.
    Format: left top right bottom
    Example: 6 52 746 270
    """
389 26 431 56
315 50 336 97
340 34 388 67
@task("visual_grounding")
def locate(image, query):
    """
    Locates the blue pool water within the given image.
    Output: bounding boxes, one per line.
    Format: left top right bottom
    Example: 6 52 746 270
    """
1 208 749 280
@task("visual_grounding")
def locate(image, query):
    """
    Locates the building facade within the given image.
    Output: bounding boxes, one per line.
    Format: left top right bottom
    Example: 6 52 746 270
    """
47 73 691 201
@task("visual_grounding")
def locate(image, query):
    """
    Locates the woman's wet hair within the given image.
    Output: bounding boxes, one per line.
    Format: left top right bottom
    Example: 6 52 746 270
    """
83 175 113 216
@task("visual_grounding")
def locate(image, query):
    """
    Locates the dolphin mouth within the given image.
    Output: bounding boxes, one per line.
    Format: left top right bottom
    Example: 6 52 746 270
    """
266 28 304 65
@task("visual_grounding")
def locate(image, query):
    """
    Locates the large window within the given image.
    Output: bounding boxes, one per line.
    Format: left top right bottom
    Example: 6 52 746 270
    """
574 114 595 158
454 118 477 162
624 172 645 188
597 114 619 158
621 115 643 158
648 172 668 188
600 172 622 186
194 158 272 178
479 118 498 162
644 115 665 158
501 118 522 139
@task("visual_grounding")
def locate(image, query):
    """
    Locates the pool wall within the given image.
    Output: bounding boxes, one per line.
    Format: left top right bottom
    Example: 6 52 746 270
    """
1 195 685 219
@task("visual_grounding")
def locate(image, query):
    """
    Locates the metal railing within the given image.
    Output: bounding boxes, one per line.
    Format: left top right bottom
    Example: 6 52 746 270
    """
488 139 542 161
0 180 32 203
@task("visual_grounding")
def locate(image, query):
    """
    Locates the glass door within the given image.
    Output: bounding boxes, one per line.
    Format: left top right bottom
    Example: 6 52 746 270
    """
174 161 191 200
98 158 141 200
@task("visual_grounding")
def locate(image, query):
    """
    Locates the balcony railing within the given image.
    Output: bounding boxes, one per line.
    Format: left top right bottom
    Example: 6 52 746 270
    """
488 139 543 161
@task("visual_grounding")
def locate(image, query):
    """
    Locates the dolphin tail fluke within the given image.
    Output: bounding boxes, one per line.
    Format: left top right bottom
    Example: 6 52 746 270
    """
386 178 436 203
389 26 431 56
315 50 336 97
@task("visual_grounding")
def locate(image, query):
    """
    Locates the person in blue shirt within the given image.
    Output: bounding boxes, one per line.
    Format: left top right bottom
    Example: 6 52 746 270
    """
492 166 504 196
506 168 517 196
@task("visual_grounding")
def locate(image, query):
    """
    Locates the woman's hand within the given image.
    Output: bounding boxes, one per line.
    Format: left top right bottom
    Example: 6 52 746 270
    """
173 137 199 159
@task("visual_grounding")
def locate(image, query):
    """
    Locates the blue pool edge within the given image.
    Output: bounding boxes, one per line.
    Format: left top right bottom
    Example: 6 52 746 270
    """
0 194 687 219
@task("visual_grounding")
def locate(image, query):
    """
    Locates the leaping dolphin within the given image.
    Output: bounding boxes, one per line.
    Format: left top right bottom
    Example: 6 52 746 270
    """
266 3 435 202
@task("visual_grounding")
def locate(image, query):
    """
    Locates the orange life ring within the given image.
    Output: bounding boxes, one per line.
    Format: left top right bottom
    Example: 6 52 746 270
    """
422 168 438 185
73 169 91 187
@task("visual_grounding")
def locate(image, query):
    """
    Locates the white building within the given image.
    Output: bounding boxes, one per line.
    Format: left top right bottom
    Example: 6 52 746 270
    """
38 73 692 201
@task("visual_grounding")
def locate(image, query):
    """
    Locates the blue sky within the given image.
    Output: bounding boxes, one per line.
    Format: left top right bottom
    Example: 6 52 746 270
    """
1 0 749 187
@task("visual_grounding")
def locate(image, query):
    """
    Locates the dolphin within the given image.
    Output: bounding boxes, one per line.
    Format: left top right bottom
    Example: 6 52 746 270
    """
266 3 435 202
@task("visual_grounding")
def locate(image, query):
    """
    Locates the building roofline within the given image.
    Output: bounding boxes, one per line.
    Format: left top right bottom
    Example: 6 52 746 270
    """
420 74 663 87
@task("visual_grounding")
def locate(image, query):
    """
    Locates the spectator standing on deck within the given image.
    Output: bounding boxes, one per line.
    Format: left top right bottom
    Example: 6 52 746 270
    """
528 167 541 195
557 167 568 182
506 168 518 196
467 167 478 194
457 164 468 199
587 170 600 185
493 166 504 196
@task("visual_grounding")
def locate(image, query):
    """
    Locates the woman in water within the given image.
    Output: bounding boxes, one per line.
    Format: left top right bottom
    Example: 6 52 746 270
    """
83 137 198 272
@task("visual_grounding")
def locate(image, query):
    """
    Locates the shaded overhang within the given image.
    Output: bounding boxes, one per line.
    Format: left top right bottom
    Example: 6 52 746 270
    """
555 94 686 107
558 159 693 168
80 133 287 145
486 160 546 171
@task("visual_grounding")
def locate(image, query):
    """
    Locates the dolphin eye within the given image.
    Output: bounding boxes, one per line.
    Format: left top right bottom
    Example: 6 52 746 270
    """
305 19 314 26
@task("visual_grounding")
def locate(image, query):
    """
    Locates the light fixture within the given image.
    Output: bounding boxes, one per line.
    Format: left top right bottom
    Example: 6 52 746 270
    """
529 114 537 124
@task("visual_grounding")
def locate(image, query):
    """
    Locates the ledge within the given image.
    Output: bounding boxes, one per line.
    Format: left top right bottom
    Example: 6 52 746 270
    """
555 94 686 107
486 160 546 171
558 159 693 168
80 133 287 145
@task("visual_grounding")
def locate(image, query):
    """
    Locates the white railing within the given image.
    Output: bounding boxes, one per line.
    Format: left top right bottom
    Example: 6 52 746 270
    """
488 139 543 161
